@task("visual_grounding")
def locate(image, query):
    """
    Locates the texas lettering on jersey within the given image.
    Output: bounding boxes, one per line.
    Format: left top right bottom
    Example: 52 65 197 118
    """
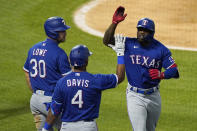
129 55 161 68
124 37 176 88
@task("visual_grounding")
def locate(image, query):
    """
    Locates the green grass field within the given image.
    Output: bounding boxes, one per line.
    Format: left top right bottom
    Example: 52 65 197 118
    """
0 0 197 130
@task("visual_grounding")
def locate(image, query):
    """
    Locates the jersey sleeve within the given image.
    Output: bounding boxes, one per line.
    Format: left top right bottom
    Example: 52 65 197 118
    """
52 79 64 104
23 49 31 72
51 79 64 115
94 74 118 90
58 51 72 76
161 47 176 69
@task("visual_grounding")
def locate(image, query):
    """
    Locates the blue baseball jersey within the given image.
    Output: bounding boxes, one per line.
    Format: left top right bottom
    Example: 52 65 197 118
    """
124 37 176 89
23 38 71 93
51 72 118 122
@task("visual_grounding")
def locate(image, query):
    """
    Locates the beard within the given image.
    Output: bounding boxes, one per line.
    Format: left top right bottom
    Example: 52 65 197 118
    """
57 37 65 43
137 33 153 44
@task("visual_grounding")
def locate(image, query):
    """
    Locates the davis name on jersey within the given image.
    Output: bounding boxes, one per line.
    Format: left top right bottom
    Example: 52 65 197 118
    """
51 72 118 122
67 79 89 88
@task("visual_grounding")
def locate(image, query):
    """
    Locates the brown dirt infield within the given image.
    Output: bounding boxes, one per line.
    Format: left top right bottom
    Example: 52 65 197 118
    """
85 0 197 49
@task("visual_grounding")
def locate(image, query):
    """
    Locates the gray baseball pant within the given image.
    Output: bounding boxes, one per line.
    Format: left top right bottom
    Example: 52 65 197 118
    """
60 120 98 131
126 86 161 131
30 93 61 131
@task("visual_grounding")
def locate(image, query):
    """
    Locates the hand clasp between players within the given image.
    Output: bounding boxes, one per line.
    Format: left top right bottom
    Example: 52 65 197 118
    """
108 34 126 56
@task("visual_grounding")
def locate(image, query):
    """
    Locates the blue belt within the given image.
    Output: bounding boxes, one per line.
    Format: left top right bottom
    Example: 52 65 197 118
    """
129 86 159 95
34 90 53 96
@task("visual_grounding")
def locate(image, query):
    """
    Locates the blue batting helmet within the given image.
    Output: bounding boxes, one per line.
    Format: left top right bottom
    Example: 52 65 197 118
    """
69 45 92 67
44 16 70 39
137 18 155 33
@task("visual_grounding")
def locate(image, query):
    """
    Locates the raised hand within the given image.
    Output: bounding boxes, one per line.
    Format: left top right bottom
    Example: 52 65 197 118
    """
112 6 127 24
109 34 126 56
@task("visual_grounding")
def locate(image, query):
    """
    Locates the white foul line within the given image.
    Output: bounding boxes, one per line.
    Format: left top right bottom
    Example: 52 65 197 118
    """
74 0 103 37
73 0 197 51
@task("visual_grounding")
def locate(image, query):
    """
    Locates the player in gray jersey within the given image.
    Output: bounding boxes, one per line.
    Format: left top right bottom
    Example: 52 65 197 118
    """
103 6 179 131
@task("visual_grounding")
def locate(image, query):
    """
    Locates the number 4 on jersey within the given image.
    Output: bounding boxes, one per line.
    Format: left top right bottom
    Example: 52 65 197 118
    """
71 90 83 108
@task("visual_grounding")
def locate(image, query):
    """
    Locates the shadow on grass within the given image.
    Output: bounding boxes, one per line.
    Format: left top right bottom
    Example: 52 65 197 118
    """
0 104 30 120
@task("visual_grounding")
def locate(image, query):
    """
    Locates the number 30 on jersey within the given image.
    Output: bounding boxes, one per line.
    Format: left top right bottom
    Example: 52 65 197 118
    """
30 58 46 78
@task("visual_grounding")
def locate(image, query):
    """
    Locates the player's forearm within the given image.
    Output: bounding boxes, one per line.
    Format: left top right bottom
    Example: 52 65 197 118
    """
116 64 125 84
149 66 179 80
43 109 57 130
103 23 117 46
24 71 33 92
164 67 179 79
103 6 126 46
46 109 57 125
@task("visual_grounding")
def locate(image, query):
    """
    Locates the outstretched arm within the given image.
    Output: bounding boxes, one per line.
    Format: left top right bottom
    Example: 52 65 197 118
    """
116 64 125 84
111 34 126 84
103 23 117 46
103 6 127 46
42 100 62 131
42 109 57 131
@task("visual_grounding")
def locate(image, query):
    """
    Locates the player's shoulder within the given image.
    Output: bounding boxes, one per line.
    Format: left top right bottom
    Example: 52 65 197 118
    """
153 39 169 50
124 37 138 49
152 39 171 54
58 47 67 54
92 74 118 88
51 46 66 56
125 37 137 43
63 72 93 79
48 41 67 55
125 37 138 47
62 72 116 82
58 76 66 83
32 41 43 47
93 73 116 80
29 41 43 51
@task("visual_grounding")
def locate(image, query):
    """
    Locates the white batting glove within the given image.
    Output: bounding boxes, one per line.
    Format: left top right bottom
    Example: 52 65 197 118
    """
108 34 126 56
42 128 48 131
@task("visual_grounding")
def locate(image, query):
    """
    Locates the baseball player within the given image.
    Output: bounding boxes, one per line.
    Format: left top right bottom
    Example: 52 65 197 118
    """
41 44 125 131
103 6 179 131
23 16 72 131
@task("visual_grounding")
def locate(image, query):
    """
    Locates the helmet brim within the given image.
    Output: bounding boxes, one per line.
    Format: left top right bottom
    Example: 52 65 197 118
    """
54 25 71 32
65 25 71 30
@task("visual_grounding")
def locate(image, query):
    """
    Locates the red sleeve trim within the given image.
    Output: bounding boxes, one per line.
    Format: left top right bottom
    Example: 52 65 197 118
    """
170 63 177 68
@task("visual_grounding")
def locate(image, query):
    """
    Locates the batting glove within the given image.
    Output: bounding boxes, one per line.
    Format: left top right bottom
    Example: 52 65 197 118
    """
112 6 127 24
108 34 126 56
149 69 165 79
42 128 48 131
